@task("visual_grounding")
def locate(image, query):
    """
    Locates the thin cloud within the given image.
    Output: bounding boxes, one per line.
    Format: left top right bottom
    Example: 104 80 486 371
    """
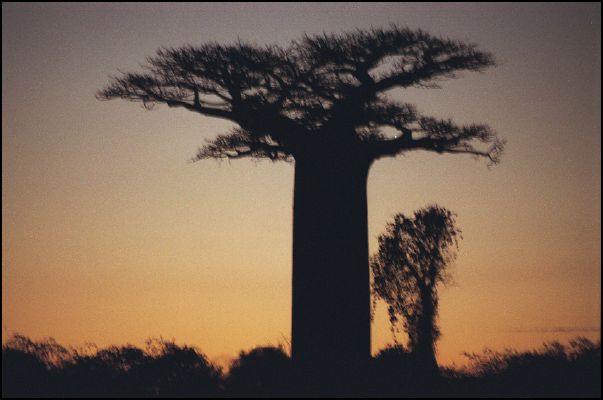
508 327 601 333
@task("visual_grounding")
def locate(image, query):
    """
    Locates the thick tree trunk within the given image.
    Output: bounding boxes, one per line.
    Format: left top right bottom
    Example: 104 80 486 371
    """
416 291 439 373
291 149 372 392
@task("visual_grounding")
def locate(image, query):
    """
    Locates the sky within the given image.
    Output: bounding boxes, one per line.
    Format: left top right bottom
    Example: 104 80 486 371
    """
2 2 601 367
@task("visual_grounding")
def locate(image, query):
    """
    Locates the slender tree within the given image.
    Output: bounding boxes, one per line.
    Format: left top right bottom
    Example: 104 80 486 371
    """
98 26 504 385
371 205 461 372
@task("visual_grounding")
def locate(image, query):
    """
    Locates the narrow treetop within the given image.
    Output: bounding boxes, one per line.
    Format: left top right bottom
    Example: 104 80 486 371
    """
98 26 504 164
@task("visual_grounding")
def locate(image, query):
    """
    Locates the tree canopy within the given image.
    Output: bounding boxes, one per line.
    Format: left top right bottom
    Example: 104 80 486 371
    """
98 26 504 164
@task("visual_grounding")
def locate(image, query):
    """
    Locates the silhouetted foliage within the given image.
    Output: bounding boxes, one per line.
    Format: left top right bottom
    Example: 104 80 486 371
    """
1 334 70 397
98 26 504 164
2 335 600 397
2 335 222 397
61 345 146 397
370 344 433 396
98 25 505 385
3 343 53 396
226 346 292 397
372 205 461 372
457 338 602 397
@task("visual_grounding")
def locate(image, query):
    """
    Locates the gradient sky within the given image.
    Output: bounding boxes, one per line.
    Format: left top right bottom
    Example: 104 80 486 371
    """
3 3 601 367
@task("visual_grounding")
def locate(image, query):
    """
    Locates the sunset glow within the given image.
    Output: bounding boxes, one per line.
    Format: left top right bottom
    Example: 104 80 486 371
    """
2 3 600 369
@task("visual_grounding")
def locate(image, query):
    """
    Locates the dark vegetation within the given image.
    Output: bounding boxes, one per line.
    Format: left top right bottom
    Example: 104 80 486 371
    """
372 205 461 373
3 334 600 397
15 25 587 397
98 26 505 384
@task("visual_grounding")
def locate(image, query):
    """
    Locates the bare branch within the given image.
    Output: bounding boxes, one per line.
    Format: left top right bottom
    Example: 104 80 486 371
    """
97 73 235 120
98 25 503 165
192 128 293 162
369 112 505 165
300 26 495 96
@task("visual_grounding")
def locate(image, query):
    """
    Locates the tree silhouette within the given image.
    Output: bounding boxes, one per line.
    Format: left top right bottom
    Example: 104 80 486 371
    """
371 205 461 372
4 334 599 397
226 346 292 397
98 26 504 385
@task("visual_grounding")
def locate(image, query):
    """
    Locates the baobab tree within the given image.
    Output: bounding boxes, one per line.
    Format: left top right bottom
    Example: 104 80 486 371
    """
98 26 504 386
371 205 461 373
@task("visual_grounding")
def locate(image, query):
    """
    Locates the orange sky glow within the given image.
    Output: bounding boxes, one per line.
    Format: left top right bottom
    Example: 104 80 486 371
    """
2 3 600 368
